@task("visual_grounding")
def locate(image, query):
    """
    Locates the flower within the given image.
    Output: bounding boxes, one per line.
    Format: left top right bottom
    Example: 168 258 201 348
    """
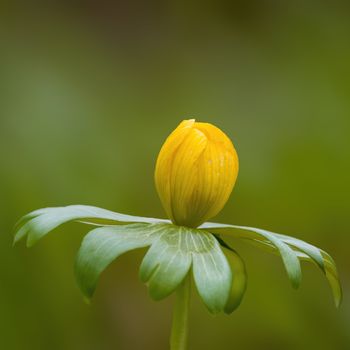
155 119 239 228
14 117 342 349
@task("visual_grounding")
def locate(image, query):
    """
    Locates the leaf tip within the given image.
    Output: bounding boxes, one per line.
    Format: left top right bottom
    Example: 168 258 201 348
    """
26 237 36 248
12 237 19 247
291 278 301 290
334 290 342 308
83 296 92 305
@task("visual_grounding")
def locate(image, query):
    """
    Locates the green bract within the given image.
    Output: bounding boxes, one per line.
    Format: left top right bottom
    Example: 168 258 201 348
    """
14 205 342 314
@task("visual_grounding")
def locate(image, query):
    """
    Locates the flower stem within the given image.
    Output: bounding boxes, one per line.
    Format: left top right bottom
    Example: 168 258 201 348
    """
170 274 191 350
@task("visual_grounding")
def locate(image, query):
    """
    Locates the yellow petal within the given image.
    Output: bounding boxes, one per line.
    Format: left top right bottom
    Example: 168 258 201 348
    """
155 119 195 221
155 119 238 227
170 127 208 225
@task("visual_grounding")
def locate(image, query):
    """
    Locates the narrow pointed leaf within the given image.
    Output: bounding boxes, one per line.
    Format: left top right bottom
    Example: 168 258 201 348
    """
75 223 158 299
291 247 342 307
247 233 341 307
201 223 302 289
188 228 232 314
139 225 191 300
14 208 50 230
222 246 247 314
275 233 324 272
321 251 342 307
14 205 168 246
139 225 233 313
202 222 341 307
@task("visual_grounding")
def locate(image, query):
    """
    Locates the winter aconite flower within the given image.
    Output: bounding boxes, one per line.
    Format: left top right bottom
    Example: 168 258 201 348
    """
155 119 239 228
14 118 342 350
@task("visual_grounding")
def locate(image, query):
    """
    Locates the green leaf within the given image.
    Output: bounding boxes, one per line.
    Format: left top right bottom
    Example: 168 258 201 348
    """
75 223 158 299
140 225 232 313
202 222 342 307
14 208 50 229
284 245 342 308
274 233 324 272
16 205 342 310
320 251 342 308
139 225 192 300
14 205 169 246
74 221 232 313
189 229 232 314
15 206 234 313
221 245 247 314
201 223 302 289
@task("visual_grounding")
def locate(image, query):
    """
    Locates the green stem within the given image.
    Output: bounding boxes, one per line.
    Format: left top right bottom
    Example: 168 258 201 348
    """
170 274 191 350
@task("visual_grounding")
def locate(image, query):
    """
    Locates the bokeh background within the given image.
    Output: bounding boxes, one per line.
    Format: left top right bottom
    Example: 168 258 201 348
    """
1 1 349 349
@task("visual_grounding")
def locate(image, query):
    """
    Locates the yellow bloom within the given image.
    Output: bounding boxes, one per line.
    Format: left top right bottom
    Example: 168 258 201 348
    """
155 119 239 228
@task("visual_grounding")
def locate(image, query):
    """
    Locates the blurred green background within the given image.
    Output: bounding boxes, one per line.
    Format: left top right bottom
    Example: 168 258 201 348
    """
1 1 349 349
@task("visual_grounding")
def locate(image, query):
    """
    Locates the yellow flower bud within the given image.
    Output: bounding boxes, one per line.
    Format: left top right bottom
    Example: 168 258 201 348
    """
155 119 239 228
